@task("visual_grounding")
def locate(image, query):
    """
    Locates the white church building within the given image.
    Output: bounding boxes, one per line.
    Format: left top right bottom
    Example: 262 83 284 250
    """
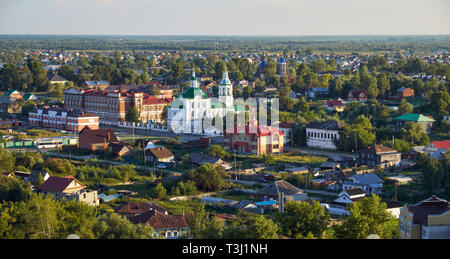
168 69 238 134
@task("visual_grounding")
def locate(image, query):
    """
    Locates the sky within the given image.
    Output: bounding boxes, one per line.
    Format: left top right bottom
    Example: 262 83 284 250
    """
0 0 449 35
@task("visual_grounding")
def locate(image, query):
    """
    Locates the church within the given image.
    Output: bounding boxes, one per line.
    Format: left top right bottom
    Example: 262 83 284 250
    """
167 69 238 134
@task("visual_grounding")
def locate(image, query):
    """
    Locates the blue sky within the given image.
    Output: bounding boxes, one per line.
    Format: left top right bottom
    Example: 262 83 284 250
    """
0 0 449 35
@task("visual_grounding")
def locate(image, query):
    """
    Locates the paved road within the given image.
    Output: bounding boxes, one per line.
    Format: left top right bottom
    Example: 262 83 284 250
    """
227 179 268 186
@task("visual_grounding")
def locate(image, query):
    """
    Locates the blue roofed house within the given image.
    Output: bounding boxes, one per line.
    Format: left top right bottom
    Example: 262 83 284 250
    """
342 173 384 195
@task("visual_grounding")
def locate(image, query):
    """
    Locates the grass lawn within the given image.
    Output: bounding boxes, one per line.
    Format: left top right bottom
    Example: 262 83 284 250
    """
212 191 258 201
271 153 328 164
106 182 155 198
237 153 327 167
382 181 426 204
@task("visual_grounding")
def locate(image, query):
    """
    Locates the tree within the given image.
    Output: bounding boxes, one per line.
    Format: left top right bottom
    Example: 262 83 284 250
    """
27 58 49 91
125 106 140 123
360 67 378 99
114 164 137 182
222 212 279 239
242 85 253 99
20 101 36 119
401 122 430 146
183 163 230 192
296 97 309 113
43 158 75 176
93 213 154 239
206 145 230 160
334 194 397 239
397 98 413 115
261 153 276 165
246 214 280 239
199 216 223 239
430 90 450 118
186 203 209 238
376 73 390 98
151 85 160 97
161 105 168 123
417 153 446 195
153 183 167 200
329 76 344 97
276 200 329 239
0 175 33 202
336 115 376 152
0 149 15 172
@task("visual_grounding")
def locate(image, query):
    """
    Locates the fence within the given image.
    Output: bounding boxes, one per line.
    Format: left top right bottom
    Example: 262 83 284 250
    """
116 121 170 131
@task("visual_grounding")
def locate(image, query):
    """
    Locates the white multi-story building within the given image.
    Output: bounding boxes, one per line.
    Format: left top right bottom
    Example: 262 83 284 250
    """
168 70 236 134
306 121 341 150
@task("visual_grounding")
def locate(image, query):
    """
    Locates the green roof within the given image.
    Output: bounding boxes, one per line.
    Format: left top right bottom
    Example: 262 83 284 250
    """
394 113 435 122
211 101 226 109
4 89 18 96
181 87 209 99
234 105 249 112
22 93 34 100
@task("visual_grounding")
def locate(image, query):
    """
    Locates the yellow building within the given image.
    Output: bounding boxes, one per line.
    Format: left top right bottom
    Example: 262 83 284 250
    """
399 196 450 239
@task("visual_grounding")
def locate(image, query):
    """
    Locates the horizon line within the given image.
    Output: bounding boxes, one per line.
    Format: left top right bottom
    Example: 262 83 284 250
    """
0 33 449 37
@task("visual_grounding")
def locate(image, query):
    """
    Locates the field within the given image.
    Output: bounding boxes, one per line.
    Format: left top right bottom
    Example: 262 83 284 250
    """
105 182 155 198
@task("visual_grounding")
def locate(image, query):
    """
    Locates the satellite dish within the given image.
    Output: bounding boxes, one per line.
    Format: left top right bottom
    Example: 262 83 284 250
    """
67 234 80 239
367 234 380 239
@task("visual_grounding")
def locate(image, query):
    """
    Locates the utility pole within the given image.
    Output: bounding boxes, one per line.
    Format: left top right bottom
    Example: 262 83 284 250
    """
234 149 237 181
143 141 146 166
132 124 135 144
394 182 398 202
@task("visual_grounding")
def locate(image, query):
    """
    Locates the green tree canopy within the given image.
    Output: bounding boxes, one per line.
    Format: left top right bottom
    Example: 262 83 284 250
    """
334 194 397 239
276 200 330 239
125 106 140 123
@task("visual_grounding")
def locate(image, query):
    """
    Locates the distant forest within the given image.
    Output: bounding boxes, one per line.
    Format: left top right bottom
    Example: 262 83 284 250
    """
0 35 449 53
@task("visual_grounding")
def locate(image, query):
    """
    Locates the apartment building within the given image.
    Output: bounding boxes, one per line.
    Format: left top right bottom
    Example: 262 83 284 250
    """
64 87 171 124
399 196 450 239
29 106 99 132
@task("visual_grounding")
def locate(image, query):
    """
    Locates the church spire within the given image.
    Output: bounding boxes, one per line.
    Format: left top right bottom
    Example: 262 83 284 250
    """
220 69 231 86
190 67 198 88
191 67 197 81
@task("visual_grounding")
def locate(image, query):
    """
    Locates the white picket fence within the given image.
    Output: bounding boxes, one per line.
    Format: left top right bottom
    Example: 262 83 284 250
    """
116 121 170 131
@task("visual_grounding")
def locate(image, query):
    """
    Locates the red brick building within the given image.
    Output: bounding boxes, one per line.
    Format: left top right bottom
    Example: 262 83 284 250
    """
223 123 285 155
78 127 119 151
64 88 171 124
29 106 99 132
397 87 415 98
